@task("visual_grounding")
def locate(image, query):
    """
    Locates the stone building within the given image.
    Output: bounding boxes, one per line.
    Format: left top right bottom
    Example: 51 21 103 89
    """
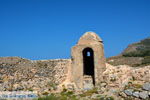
69 32 106 90
0 31 106 93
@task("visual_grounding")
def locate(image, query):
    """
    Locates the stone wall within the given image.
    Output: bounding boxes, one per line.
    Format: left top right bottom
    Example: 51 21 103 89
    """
0 57 71 94
34 59 71 85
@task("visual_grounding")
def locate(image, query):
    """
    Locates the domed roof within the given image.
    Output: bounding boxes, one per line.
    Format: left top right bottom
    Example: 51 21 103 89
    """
78 32 103 44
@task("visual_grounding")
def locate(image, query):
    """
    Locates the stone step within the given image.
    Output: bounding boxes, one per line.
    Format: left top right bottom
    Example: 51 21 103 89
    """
83 75 94 90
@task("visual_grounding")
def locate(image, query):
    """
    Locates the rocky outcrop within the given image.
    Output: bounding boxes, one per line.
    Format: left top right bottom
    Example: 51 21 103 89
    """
102 63 150 99
122 37 150 56
107 37 150 66
103 64 150 88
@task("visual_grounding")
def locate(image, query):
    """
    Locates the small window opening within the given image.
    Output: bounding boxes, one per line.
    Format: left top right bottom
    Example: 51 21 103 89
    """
87 51 91 56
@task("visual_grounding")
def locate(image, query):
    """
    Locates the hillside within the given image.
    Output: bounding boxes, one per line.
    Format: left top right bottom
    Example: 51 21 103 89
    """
107 37 150 66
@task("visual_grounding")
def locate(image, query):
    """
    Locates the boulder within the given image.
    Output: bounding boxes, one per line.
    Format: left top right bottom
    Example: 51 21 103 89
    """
119 92 127 98
100 82 107 87
143 82 150 91
124 89 133 96
139 91 149 99
132 91 139 98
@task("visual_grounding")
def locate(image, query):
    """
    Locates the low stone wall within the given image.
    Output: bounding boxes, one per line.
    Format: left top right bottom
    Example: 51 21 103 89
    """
0 57 71 94
35 59 71 84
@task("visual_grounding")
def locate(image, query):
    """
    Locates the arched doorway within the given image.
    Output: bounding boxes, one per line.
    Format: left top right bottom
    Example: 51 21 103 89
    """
82 48 95 85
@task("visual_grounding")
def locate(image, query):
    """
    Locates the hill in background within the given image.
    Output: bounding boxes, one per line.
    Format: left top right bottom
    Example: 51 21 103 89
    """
107 37 150 66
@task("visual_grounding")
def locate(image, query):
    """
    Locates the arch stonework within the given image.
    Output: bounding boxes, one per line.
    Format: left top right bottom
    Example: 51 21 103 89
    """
70 32 106 89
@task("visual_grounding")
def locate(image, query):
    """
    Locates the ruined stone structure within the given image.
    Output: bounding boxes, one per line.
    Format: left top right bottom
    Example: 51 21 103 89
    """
1 32 150 99
0 32 106 93
70 32 106 90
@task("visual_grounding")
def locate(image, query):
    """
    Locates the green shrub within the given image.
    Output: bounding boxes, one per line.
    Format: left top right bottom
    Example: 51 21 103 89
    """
142 56 150 65
123 50 150 57
106 96 114 100
80 88 98 97
42 92 49 96
98 95 114 100
36 61 48 68
140 38 150 46
47 82 57 90
27 88 33 91
60 88 78 100
36 92 78 100
60 90 74 97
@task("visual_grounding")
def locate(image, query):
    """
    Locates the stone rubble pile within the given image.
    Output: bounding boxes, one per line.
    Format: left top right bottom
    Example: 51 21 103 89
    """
103 64 150 89
124 83 150 99
102 63 150 99
0 57 70 95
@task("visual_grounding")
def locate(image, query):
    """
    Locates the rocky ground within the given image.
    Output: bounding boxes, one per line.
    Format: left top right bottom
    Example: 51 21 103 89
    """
0 57 150 100
36 63 150 100
0 57 70 95
102 63 150 100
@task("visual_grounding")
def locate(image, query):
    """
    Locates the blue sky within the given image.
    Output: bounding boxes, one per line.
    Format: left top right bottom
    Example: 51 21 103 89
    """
0 0 150 60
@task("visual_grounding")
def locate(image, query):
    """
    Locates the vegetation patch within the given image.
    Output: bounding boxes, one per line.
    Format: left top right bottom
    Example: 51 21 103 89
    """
141 56 150 65
80 88 98 97
124 82 142 90
36 90 78 100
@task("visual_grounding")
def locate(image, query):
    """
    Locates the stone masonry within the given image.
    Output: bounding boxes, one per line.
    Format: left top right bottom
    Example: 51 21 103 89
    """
70 32 106 90
0 32 106 93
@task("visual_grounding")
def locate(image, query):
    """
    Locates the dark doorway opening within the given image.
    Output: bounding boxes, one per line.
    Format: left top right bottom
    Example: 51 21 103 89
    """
82 48 95 85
